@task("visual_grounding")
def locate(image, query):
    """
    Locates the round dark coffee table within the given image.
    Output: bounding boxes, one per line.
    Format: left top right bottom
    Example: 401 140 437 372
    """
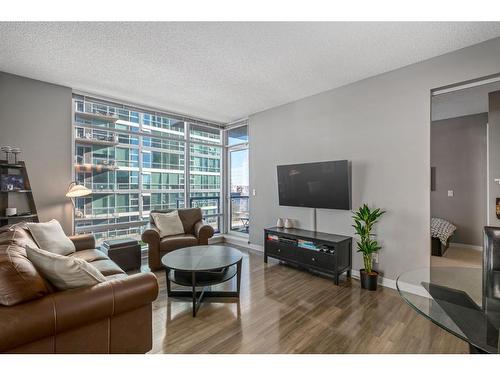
161 245 243 317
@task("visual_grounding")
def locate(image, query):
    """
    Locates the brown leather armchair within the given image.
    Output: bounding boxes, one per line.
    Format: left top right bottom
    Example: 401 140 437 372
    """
0 223 158 354
142 208 215 271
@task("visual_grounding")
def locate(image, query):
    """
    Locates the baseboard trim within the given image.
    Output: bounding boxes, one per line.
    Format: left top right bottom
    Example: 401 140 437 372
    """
350 269 428 297
223 235 264 252
449 242 483 251
222 236 427 297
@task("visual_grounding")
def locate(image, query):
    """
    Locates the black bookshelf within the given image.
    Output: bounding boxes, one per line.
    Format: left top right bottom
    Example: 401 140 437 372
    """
264 227 352 285
0 161 39 226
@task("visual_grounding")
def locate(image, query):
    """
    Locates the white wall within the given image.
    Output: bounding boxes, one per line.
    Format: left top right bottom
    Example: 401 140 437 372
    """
248 37 500 280
0 72 73 234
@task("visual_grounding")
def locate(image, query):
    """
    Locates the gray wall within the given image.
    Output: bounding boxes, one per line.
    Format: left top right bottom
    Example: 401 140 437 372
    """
489 90 500 227
430 113 487 246
0 72 73 234
248 37 500 280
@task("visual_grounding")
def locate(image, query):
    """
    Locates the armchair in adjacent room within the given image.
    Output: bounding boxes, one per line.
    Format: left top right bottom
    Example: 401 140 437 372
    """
141 208 215 271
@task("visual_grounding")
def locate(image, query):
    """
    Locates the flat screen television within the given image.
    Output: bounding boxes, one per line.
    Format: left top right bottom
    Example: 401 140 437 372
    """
277 160 351 210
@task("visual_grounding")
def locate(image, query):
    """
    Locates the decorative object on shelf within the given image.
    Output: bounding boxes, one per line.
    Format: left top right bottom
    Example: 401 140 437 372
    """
284 218 293 229
1 174 24 191
352 204 386 291
5 208 17 216
1 146 12 163
276 217 284 228
65 181 92 206
10 147 21 164
496 198 500 220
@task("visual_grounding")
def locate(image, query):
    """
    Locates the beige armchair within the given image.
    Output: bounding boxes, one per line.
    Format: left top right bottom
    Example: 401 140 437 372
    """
141 208 215 271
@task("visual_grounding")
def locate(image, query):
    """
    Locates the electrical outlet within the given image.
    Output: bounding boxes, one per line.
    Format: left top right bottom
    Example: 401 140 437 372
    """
373 253 379 263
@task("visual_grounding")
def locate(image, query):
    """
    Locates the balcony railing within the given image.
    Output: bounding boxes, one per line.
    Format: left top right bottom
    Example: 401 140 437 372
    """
75 156 119 173
176 196 221 233
74 205 140 219
75 100 119 122
75 128 119 146
78 182 140 191
230 195 249 233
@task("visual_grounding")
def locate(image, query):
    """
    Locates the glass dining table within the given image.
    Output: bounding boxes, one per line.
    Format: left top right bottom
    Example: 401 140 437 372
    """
396 266 500 354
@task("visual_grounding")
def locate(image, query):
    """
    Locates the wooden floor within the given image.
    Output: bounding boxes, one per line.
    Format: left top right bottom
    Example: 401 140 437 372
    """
150 246 467 354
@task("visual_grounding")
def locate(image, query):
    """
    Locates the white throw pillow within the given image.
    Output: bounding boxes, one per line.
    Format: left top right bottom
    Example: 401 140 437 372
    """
26 245 106 290
151 211 185 238
26 219 76 255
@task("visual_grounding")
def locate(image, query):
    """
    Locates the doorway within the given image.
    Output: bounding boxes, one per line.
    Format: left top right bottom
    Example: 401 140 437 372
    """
226 124 249 236
430 78 500 269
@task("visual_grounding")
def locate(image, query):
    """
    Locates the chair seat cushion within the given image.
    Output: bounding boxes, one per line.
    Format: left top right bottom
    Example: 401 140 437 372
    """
70 249 108 263
160 234 198 252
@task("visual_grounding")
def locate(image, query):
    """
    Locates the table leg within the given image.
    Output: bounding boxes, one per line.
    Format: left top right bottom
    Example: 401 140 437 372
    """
236 259 242 296
166 268 172 297
192 271 197 317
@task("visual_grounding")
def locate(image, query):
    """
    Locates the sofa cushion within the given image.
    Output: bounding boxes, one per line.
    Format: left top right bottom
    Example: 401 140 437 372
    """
0 223 39 249
26 246 106 290
160 234 198 252
0 229 49 306
88 259 126 276
151 210 185 238
178 208 203 234
26 219 75 256
70 249 108 263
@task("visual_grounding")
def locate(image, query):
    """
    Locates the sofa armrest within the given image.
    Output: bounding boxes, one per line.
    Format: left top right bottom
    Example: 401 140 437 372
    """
0 273 159 352
142 226 161 244
194 221 214 242
69 234 96 251
53 272 158 333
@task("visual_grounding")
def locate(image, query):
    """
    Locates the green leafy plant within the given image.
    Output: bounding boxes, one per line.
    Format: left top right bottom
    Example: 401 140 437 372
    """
352 204 386 274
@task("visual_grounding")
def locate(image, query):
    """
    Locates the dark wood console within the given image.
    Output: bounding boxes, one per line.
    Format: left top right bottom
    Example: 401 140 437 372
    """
264 227 352 285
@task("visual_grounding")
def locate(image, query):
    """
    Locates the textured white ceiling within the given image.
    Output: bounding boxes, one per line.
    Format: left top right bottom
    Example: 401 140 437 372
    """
2 22 500 123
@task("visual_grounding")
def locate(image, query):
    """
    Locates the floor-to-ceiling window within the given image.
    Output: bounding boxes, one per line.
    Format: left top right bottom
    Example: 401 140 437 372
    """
72 95 223 243
226 123 249 235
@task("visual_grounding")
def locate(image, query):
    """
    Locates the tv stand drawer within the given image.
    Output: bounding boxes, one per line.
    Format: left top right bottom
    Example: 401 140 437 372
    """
266 240 296 259
297 248 335 270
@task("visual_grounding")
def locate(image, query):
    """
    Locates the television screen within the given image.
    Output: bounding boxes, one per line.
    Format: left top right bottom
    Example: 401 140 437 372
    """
277 160 351 210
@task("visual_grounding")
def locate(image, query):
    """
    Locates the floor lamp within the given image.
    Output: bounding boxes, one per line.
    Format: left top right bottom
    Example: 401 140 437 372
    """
65 181 92 235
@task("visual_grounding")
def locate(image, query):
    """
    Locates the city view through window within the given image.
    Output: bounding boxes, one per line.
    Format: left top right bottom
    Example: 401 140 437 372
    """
72 95 228 243
228 126 249 234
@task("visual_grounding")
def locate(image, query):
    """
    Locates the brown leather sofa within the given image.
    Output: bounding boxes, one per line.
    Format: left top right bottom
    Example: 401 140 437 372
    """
142 208 215 271
0 223 159 354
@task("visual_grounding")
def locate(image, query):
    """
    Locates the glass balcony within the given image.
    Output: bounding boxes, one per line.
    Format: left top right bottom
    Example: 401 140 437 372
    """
74 205 140 220
74 99 119 122
178 196 221 233
74 156 119 172
230 195 249 233
75 128 119 146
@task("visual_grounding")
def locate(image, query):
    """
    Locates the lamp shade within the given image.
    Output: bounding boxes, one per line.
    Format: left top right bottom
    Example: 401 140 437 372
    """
66 183 92 198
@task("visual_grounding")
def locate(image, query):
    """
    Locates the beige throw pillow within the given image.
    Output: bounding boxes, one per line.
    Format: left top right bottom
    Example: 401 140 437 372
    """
26 219 76 256
151 211 185 238
26 245 106 290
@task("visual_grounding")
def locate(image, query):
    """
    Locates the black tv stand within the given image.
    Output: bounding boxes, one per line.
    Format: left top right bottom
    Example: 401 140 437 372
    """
264 227 352 285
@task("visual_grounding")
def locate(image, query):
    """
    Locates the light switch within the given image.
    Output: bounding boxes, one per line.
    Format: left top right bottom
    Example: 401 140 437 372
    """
252 189 256 196
447 190 454 197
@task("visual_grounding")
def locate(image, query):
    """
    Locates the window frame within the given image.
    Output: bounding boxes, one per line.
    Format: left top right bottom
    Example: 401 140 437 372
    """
71 95 225 241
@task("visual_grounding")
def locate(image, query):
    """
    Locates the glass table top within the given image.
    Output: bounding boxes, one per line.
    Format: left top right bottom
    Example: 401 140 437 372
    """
161 245 243 272
397 267 500 353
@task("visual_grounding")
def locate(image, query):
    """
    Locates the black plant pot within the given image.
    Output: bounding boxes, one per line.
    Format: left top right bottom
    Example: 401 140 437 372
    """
360 269 378 291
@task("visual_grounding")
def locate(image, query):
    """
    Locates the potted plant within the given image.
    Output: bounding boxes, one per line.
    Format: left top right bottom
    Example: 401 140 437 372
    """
352 204 385 291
